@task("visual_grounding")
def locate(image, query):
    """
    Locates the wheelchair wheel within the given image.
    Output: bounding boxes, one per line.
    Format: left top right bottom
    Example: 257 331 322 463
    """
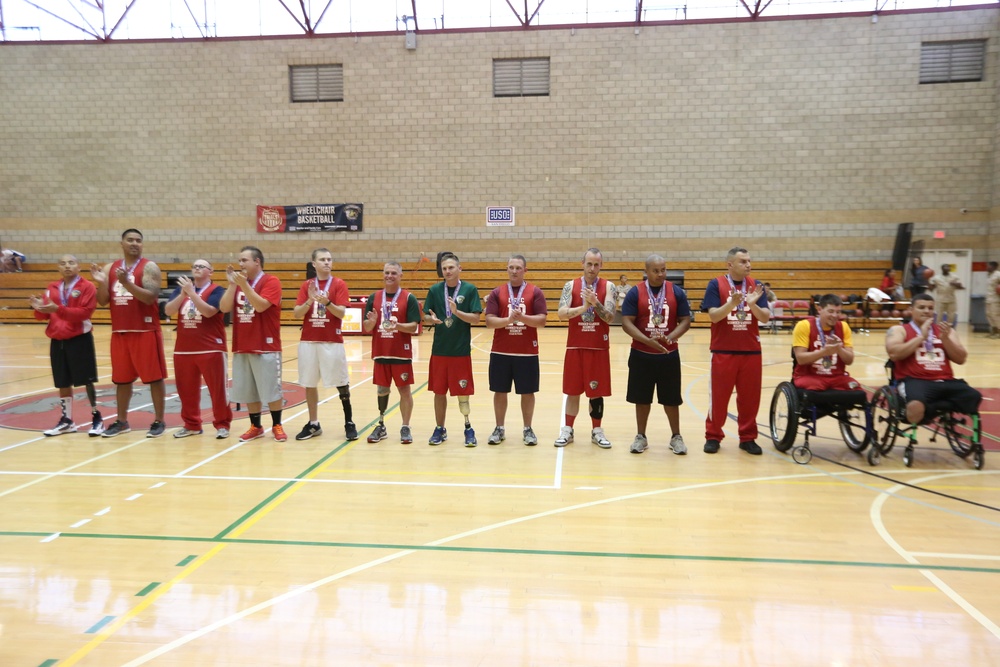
973 449 985 471
769 382 798 453
870 387 899 456
902 445 914 468
942 413 977 459
838 406 871 453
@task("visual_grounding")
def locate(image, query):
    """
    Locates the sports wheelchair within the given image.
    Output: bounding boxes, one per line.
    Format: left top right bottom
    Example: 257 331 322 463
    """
769 381 873 465
868 361 985 470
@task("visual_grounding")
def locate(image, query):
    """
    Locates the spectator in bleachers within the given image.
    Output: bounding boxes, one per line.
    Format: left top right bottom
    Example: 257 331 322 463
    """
1 247 26 272
880 269 905 301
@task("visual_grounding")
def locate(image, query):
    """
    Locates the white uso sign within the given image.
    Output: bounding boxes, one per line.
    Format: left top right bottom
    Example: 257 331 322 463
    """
487 207 515 227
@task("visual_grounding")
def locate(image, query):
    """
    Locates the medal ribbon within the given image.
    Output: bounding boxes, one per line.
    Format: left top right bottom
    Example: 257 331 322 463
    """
59 276 80 307
725 274 746 317
817 322 833 366
507 282 526 321
645 280 665 323
314 276 333 299
582 276 598 318
909 321 934 353
444 280 461 320
185 282 211 318
382 289 402 325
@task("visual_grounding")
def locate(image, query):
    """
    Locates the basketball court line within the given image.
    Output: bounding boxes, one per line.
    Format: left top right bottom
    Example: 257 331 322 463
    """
60 467 998 666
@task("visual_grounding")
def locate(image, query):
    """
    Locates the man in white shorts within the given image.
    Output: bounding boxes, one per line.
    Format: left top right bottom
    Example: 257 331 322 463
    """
292 248 357 441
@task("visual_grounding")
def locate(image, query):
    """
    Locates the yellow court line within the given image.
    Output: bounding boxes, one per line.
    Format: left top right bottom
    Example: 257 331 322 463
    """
58 422 377 665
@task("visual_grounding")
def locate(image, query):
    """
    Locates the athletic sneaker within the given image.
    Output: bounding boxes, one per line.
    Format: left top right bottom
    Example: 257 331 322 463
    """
239 425 266 443
591 428 612 449
703 439 721 454
669 434 687 455
102 420 130 438
272 424 288 442
345 421 359 441
554 426 574 447
429 426 448 446
523 427 538 446
630 434 648 454
216 428 230 439
295 422 322 441
146 421 166 438
400 425 413 444
487 426 505 445
88 412 105 437
43 417 76 437
464 426 477 447
173 427 203 439
367 423 388 443
739 440 763 455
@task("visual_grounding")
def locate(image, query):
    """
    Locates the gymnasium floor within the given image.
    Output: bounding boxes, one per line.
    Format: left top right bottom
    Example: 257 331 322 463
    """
1 321 998 666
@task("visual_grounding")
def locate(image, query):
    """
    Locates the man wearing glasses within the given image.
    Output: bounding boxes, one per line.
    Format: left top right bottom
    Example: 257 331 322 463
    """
164 259 233 439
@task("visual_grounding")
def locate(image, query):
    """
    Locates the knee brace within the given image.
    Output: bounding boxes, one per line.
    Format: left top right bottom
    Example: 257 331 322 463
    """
589 397 604 421
458 396 471 417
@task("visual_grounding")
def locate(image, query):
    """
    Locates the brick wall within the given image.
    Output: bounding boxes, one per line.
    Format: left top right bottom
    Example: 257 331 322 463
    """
0 7 996 265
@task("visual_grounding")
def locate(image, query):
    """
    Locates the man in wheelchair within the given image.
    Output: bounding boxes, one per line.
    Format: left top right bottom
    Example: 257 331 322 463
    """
792 294 861 392
884 293 981 425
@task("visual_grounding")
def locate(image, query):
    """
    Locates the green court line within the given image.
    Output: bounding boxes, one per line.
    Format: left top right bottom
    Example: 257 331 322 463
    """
2 529 999 575
135 582 160 596
37 660 59 667
175 555 196 566
213 386 427 541
84 615 115 634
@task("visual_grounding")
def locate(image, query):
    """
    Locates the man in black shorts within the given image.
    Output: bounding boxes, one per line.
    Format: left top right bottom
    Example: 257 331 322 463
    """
620 254 692 455
29 255 104 436
484 255 547 446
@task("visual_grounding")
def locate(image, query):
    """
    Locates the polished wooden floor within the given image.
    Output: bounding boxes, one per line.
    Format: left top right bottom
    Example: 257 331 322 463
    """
1 322 998 666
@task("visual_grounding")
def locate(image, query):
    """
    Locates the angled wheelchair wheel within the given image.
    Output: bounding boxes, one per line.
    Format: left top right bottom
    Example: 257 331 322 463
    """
973 449 985 471
870 387 899 457
838 406 871 453
769 382 799 453
942 412 979 460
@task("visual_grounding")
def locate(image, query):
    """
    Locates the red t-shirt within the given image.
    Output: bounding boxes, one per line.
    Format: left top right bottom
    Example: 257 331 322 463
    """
232 273 282 354
487 282 546 356
109 258 161 333
296 276 350 344
174 283 227 353
566 277 610 351
369 289 415 361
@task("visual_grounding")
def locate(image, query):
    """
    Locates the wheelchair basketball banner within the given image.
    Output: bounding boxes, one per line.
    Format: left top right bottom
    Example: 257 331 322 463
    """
257 204 364 233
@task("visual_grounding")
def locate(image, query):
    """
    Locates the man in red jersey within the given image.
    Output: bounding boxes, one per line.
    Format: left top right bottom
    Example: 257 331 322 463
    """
885 293 981 424
484 254 547 446
621 254 692 455
792 294 861 392
292 248 357 442
554 248 617 449
30 254 104 436
700 246 771 455
90 229 168 438
164 259 232 439
220 246 286 443
363 261 421 444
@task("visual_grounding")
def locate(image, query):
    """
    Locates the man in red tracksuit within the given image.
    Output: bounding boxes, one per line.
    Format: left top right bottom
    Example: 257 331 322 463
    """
700 246 771 455
164 259 232 439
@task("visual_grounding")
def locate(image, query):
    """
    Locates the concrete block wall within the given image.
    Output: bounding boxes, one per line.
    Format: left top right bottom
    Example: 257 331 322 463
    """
0 7 996 266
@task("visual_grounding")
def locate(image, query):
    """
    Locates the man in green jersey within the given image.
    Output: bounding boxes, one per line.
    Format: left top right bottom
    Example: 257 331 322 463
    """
422 253 483 446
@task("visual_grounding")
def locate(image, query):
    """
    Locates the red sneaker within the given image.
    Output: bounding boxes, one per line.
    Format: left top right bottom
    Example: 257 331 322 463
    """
272 424 288 442
239 425 265 442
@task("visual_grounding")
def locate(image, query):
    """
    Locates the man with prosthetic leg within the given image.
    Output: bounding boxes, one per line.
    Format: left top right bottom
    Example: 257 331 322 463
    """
555 248 617 448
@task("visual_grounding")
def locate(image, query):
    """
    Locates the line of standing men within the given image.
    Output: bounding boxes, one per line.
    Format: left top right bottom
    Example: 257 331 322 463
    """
32 232 771 456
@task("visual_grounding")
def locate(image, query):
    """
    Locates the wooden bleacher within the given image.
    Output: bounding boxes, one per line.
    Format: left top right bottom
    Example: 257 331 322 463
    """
0 260 898 329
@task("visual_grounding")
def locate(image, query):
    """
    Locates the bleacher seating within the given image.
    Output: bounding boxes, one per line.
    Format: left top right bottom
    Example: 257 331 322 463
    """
0 260 902 329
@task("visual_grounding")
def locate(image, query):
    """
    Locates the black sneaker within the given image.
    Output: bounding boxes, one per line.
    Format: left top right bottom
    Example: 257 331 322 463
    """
703 439 721 454
296 422 322 441
345 421 358 441
739 441 763 455
146 421 166 438
102 420 131 438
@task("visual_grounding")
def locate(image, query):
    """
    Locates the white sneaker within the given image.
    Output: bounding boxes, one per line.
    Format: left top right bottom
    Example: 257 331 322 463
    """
216 428 230 439
44 417 76 437
554 426 574 447
88 412 105 437
669 434 688 455
591 428 612 449
630 434 648 454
